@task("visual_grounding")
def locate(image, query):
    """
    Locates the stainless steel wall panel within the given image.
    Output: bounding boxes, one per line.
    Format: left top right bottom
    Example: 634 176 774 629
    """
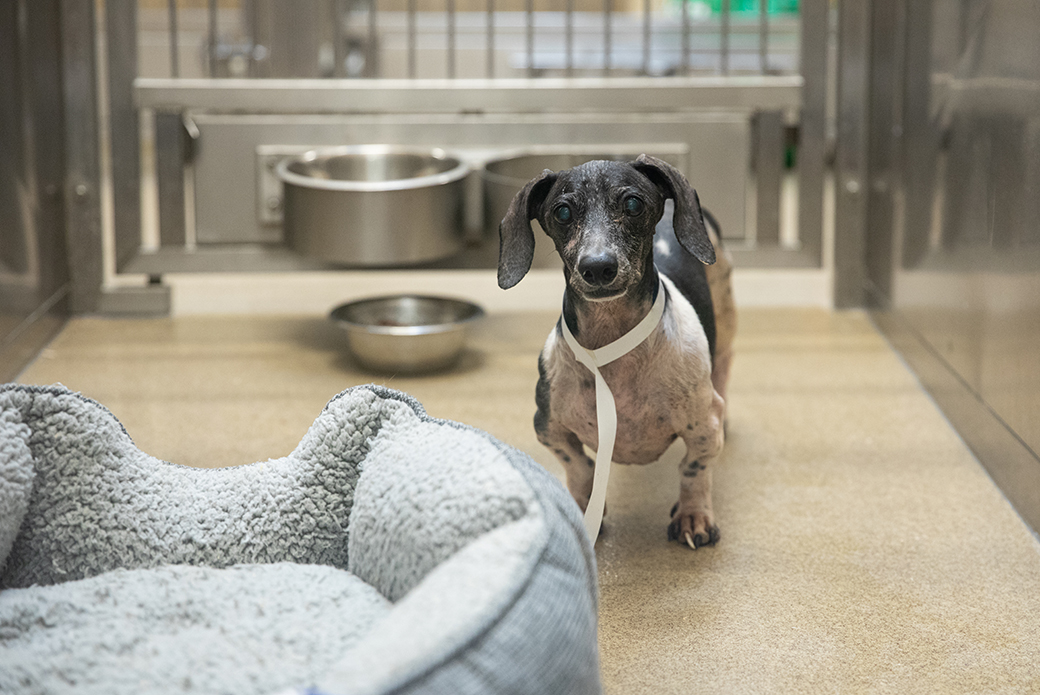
872 0 1040 536
188 112 749 253
1 0 69 378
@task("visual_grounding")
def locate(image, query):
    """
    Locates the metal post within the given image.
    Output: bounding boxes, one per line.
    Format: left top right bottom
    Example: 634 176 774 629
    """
798 0 827 266
720 0 730 74
759 0 768 73
333 0 345 77
900 0 935 267
107 0 143 271
642 0 651 75
526 0 534 76
603 0 612 72
408 0 416 78
447 0 456 78
208 0 218 77
863 0 900 304
565 0 574 76
368 0 377 77
681 0 690 75
244 0 259 77
61 0 103 312
168 0 179 78
834 0 871 307
487 0 495 78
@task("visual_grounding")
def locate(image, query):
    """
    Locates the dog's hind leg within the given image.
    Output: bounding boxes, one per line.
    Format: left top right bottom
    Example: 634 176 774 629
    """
705 226 736 403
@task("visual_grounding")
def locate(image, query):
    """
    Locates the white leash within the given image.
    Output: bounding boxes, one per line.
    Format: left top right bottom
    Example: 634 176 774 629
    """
560 278 667 542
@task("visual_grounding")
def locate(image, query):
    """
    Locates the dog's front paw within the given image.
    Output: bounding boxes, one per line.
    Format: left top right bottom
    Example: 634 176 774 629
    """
667 503 720 550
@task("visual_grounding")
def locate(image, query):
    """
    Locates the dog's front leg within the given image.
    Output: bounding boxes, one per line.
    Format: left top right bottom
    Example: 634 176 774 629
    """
537 420 596 512
669 392 725 549
670 454 720 549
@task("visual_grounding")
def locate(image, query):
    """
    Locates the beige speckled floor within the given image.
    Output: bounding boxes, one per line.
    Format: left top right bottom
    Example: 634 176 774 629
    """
16 309 1040 693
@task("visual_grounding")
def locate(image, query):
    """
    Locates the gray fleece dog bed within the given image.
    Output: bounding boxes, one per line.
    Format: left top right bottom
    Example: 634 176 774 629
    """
0 383 600 695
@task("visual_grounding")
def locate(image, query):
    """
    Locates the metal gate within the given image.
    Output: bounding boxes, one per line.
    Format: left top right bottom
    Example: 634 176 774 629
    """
93 0 830 303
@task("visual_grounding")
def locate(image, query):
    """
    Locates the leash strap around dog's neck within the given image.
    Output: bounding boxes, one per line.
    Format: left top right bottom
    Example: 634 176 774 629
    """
560 277 667 542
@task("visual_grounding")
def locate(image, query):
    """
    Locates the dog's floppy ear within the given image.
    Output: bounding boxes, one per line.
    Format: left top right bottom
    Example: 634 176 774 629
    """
632 154 715 265
498 168 557 289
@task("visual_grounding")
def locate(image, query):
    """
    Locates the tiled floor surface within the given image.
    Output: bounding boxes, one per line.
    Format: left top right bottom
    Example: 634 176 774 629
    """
17 308 1040 693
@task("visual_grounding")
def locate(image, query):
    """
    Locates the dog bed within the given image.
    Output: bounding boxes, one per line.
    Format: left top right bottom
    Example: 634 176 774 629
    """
0 383 600 695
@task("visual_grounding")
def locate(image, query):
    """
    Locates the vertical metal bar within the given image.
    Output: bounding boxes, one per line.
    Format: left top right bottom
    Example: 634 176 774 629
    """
447 0 456 78
333 0 345 77
487 0 495 78
526 0 534 76
863 0 900 304
797 0 827 266
900 0 935 267
603 0 612 72
681 0 690 75
61 0 103 312
155 112 186 249
759 0 768 73
208 0 218 77
720 0 730 74
107 0 143 271
368 0 378 77
642 0 650 75
167 0 180 78
755 110 784 246
408 0 416 78
244 0 258 77
565 0 573 76
834 0 871 307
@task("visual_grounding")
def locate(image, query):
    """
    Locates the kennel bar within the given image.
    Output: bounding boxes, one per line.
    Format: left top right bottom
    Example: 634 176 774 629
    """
448 0 456 77
760 0 768 72
167 0 180 77
721 0 730 74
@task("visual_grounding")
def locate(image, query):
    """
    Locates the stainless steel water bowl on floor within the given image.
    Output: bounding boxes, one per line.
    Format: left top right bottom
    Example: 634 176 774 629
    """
278 146 470 266
330 295 485 373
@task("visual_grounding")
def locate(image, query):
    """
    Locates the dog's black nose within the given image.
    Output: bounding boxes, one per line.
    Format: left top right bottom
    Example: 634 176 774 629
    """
578 255 619 286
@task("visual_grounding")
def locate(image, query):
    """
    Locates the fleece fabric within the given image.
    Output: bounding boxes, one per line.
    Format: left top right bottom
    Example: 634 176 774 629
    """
0 563 390 695
0 383 601 695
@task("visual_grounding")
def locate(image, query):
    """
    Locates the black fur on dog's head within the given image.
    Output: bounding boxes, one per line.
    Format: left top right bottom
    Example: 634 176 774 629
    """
497 155 714 298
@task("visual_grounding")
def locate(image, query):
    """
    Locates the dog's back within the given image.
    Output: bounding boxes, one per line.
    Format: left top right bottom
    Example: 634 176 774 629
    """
653 207 735 400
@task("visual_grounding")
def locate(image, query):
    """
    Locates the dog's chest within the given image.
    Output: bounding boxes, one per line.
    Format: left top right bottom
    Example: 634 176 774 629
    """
545 316 711 465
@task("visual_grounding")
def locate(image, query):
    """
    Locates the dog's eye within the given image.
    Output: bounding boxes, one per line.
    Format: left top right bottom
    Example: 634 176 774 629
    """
554 205 572 224
623 196 645 216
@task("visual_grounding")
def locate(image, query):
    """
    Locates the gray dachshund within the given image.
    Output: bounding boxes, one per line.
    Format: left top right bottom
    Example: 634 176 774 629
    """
498 155 735 549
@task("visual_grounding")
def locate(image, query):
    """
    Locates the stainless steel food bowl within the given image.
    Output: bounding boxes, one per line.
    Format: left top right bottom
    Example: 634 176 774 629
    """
330 295 485 373
278 145 470 266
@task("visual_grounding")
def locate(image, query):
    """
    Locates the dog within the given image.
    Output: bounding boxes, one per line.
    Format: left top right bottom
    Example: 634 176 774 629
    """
497 155 735 549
